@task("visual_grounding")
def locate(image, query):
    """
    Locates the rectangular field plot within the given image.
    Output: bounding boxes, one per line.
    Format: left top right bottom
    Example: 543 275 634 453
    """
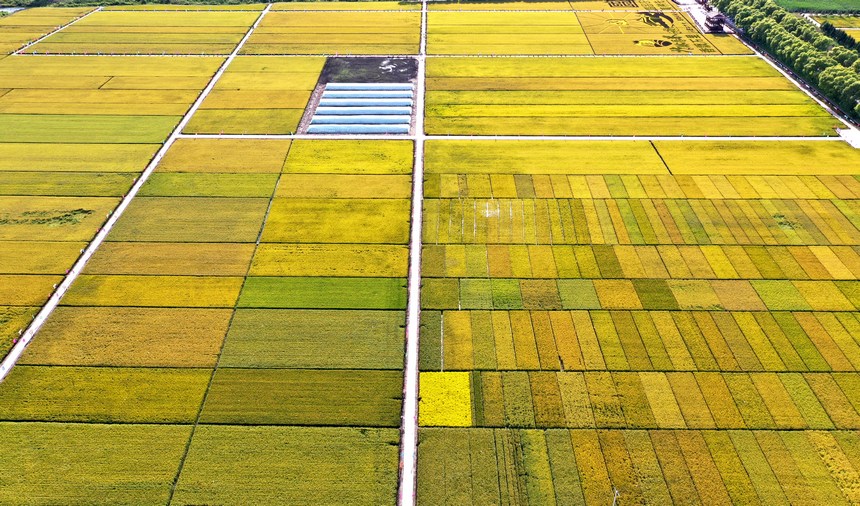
186 57 324 134
107 197 270 242
250 244 408 277
0 241 86 274
172 426 399 505
61 275 244 308
425 140 667 175
0 172 134 197
654 141 860 175
139 173 280 197
418 428 860 505
261 198 411 243
158 138 292 173
0 7 94 54
0 143 158 173
427 12 591 55
425 57 842 136
218 309 404 369
20 307 231 368
242 11 420 55
276 174 412 198
0 423 190 505
0 365 209 423
200 368 403 426
23 11 259 55
238 277 407 309
85 242 256 276
283 139 414 174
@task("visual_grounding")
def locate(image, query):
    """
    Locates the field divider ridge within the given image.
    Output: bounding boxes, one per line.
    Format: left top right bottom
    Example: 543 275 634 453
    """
0 3 274 384
397 1 427 505
13 6 102 55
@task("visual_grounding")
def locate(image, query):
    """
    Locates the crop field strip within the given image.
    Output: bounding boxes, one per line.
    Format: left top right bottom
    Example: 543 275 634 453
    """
2 2 860 505
0 7 97 55
425 57 843 137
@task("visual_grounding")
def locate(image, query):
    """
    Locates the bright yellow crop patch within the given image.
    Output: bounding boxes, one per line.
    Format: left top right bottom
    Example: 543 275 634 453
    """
284 140 413 174
419 372 472 427
428 12 590 55
244 11 420 55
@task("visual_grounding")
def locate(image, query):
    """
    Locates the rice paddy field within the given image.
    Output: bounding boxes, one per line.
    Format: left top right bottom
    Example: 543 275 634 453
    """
1 1 860 505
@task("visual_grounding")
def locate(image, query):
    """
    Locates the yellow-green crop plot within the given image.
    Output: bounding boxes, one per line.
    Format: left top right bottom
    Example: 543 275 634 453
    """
187 56 324 134
158 138 293 173
283 140 414 174
654 141 860 175
0 423 192 504
261 198 411 244
427 12 591 55
21 307 232 367
0 7 94 54
61 275 245 308
250 244 408 277
24 11 259 55
107 197 270 242
426 56 842 136
425 140 668 175
243 11 420 55
419 372 473 426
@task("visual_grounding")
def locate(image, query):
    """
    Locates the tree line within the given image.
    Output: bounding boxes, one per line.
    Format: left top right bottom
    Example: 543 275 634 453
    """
716 0 860 120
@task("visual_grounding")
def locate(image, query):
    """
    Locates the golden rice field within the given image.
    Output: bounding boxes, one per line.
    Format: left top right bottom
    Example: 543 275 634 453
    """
1 2 860 505
426 57 842 136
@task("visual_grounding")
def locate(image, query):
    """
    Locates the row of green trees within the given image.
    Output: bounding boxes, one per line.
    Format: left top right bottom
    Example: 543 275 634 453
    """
822 21 860 52
716 0 860 120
